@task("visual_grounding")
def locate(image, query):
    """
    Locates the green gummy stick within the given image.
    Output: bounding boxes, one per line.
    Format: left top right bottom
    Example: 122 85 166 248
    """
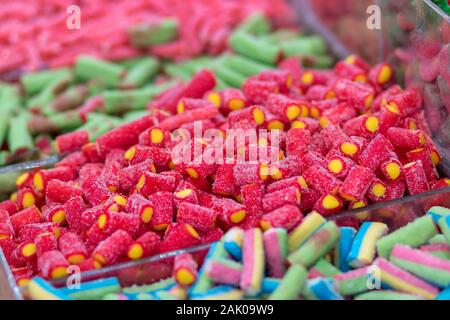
304 55 334 69
261 29 301 45
209 63 246 88
355 290 423 300
0 85 21 113
78 114 121 141
129 18 178 48
8 113 34 154
0 151 10 166
222 54 272 77
47 110 83 131
120 57 159 89
429 234 448 244
280 36 328 57
26 72 73 110
44 85 88 115
0 171 21 193
21 68 72 96
229 31 280 65
236 12 271 35
269 264 307 300
164 64 194 81
376 215 437 258
287 221 340 268
439 216 450 246
75 55 126 88
311 259 341 278
122 111 150 123
0 108 11 147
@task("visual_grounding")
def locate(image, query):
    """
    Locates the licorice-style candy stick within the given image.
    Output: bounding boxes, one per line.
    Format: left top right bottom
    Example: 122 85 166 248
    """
355 290 424 300
230 31 280 65
380 158 403 181
217 88 247 113
240 228 265 296
385 88 422 116
432 178 450 190
17 222 60 243
406 147 439 182
127 231 161 261
126 194 155 224
333 79 374 111
403 161 430 195
93 230 133 266
148 192 174 231
177 97 215 114
343 115 379 139
313 194 343 216
213 198 247 226
37 250 70 279
357 134 393 171
338 136 365 159
0 200 18 216
12 266 33 287
287 221 340 267
303 165 342 195
366 178 388 202
35 232 58 256
119 160 156 193
205 257 242 286
339 166 374 202
333 266 370 296
268 264 307 300
309 259 341 279
334 60 367 82
368 63 394 86
58 232 88 264
288 211 326 253
16 188 38 210
326 155 355 179
120 57 159 89
173 253 198 286
63 196 87 234
427 206 450 224
10 206 44 233
266 176 307 194
260 205 302 231
334 227 356 272
55 130 90 154
347 222 388 268
263 228 288 278
159 107 219 131
136 172 176 197
266 94 301 122
45 180 83 204
386 127 426 151
177 202 217 234
8 113 34 155
373 257 439 299
222 227 244 261
262 187 301 213
242 77 279 105
376 215 437 258
173 183 199 208
303 278 343 300
159 223 201 253
97 211 140 238
185 162 217 181
138 127 169 147
33 166 75 192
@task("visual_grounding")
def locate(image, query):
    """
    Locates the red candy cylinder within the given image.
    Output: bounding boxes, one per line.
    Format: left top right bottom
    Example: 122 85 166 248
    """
403 161 430 195
56 130 90 154
406 147 439 182
260 204 303 230
386 127 426 150
262 186 301 213
177 202 217 233
126 194 156 224
313 194 344 216
159 223 201 253
127 231 161 260
10 206 44 233
148 192 174 231
303 165 342 195
37 250 69 279
35 232 58 256
33 166 75 192
59 232 88 264
339 166 375 201
173 253 198 286
137 172 176 197
93 230 133 266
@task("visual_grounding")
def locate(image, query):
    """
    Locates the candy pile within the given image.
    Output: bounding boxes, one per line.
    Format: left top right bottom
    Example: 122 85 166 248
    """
0 0 294 77
26 206 450 300
1 52 449 285
0 13 329 167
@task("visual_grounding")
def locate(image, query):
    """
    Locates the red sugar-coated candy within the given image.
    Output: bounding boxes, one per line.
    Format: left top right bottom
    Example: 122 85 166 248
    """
319 123 348 151
406 147 439 182
326 154 356 179
306 84 336 101
160 107 219 131
16 187 38 210
162 171 184 188
267 94 302 122
82 142 105 163
431 178 450 190
372 84 402 111
334 61 368 82
349 198 368 210
58 232 88 264
343 114 380 139
358 134 394 171
119 159 156 193
55 151 87 173
366 178 388 202
125 145 171 169
262 186 301 213
10 206 44 234
177 97 216 114
56 130 90 154
45 179 83 204
333 79 374 111
227 106 266 127
93 230 133 266
279 57 303 86
35 232 58 256
385 88 422 116
127 231 161 260
105 149 128 166
85 222 109 248
301 69 334 88
0 237 16 266
269 156 304 181
185 162 217 181
291 117 320 133
338 136 366 159
17 222 60 243
319 102 357 127
173 186 199 208
148 191 174 231
183 69 216 100
376 107 401 134
345 54 371 72
241 183 264 217
37 250 69 279
97 115 154 155
33 166 76 192
79 163 104 183
260 204 303 231
286 128 310 158
173 253 198 286
386 127 426 150
11 266 33 287
368 63 394 86
137 172 176 197
97 211 140 238
177 202 217 234
303 165 342 195
101 161 121 193
159 223 201 253
42 204 66 225
339 165 374 202
148 82 186 114
313 194 344 216
218 88 247 114
302 151 328 169
16 172 34 189
259 70 293 94
243 77 279 105
0 200 18 216
380 158 403 181
266 176 306 194
138 127 170 147
126 194 156 224
213 198 247 226
233 163 270 187
14 241 37 265
82 176 113 206
383 180 406 201
212 164 235 196
77 257 102 272
403 161 430 195
0 222 14 239
64 196 87 234
202 227 225 243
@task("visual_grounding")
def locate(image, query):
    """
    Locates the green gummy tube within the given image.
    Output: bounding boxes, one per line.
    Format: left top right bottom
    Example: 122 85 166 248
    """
21 68 72 96
215 78 229 91
129 18 178 48
222 54 272 77
122 110 150 123
8 113 34 154
0 108 12 148
235 12 271 35
261 29 301 45
334 267 370 296
120 57 159 89
78 113 121 141
269 264 307 300
26 72 73 111
0 85 21 113
0 151 9 166
209 63 246 88
304 55 334 69
164 64 194 81
311 259 341 278
439 216 450 245
355 290 423 300
47 110 83 131
0 171 21 193
376 215 437 258
229 31 280 65
287 221 340 268
123 277 176 295
280 36 327 57
45 85 88 115
429 234 449 244
75 55 126 88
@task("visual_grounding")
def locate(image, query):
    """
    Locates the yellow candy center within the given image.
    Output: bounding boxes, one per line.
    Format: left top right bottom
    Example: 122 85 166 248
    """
267 120 284 131
185 224 200 239
365 116 379 133
229 99 245 111
385 162 401 180
124 146 136 161
16 173 29 187
150 128 164 144
51 210 66 224
328 159 343 174
323 195 340 209
340 142 358 156
372 183 386 197
207 92 221 108
128 244 144 260
186 168 199 179
68 254 86 264
51 267 67 279
252 108 265 125
22 192 35 208
22 243 36 257
98 214 108 229
175 189 193 199
377 65 392 84
176 268 195 285
260 219 271 231
141 207 153 223
230 210 246 224
33 173 44 191
286 105 301 121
